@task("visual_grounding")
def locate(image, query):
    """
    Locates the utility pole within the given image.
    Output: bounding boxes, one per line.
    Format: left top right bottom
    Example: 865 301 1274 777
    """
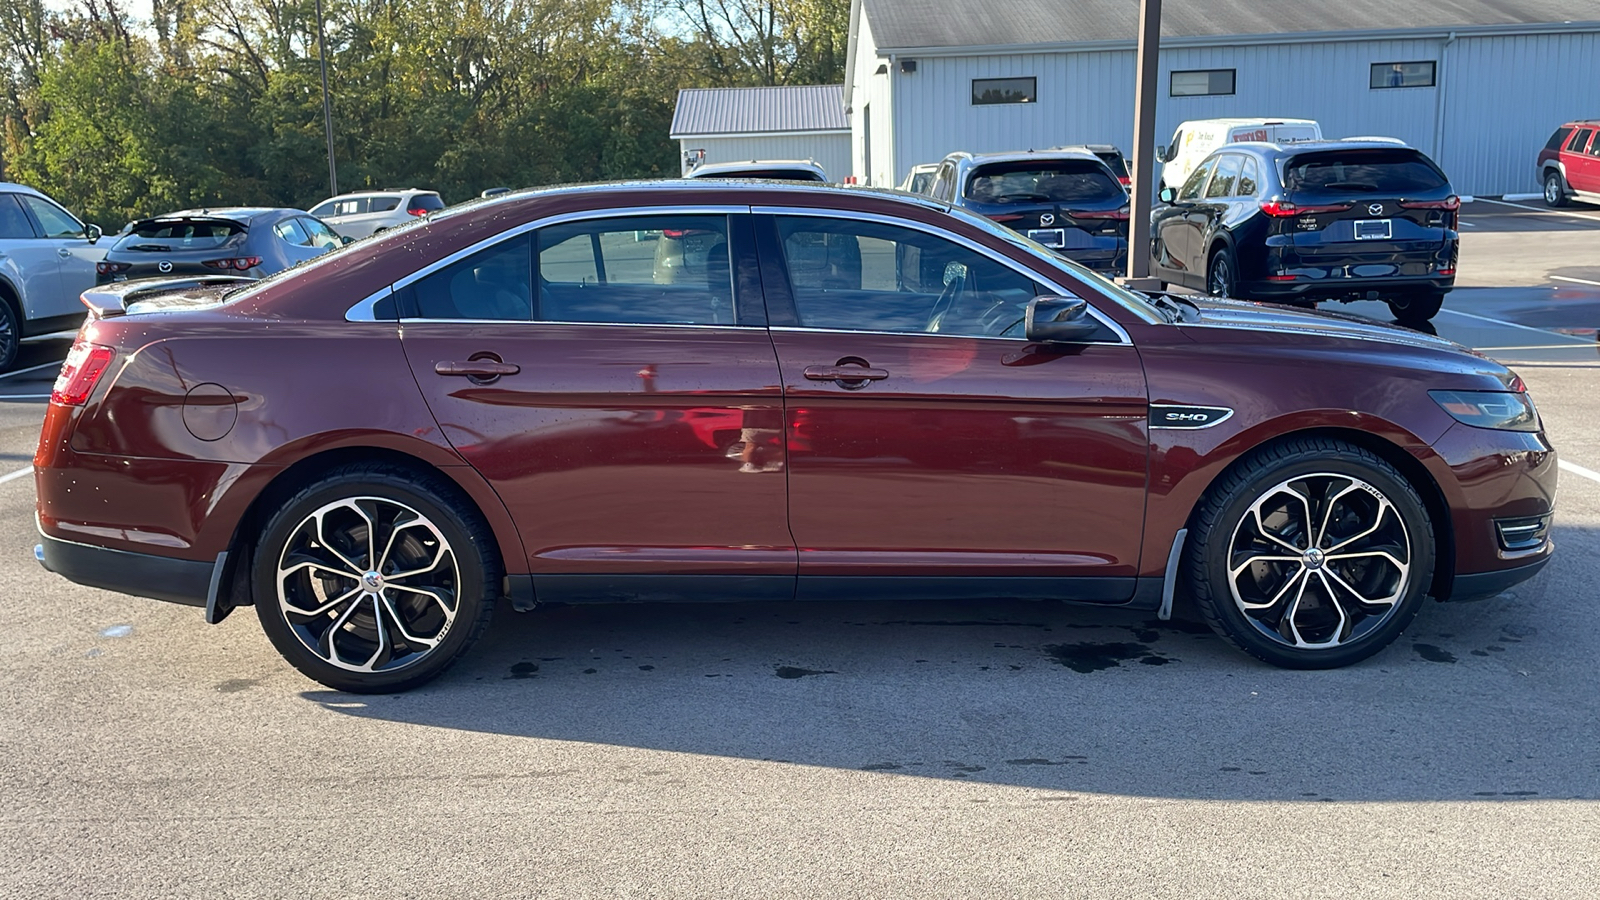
1121 0 1162 290
315 0 339 197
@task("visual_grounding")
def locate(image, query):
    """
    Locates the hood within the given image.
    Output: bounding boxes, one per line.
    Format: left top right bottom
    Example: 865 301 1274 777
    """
1177 295 1468 353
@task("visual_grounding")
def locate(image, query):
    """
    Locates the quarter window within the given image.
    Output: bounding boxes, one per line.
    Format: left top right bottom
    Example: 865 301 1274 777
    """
409 235 533 321
19 196 83 238
972 77 1036 105
1370 61 1436 89
535 215 736 326
1237 157 1261 196
773 216 1044 339
1170 69 1235 97
370 196 402 212
1205 155 1243 198
273 218 311 246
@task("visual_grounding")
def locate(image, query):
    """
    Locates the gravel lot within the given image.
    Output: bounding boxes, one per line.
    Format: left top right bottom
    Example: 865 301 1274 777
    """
2 199 1597 899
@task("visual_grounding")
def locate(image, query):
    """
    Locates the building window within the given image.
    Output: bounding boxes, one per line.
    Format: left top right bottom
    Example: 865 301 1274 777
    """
972 77 1036 105
1170 69 1235 97
1370 61 1436 89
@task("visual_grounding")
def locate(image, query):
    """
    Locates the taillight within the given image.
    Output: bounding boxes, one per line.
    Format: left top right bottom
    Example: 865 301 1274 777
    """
1260 200 1354 217
96 261 131 275
202 256 262 271
1075 208 1131 220
406 207 430 216
988 213 1026 223
1118 176 1132 186
51 342 115 406
1400 195 1461 211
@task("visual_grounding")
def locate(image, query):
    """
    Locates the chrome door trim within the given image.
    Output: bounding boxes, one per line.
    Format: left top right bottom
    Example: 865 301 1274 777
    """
751 204 1133 345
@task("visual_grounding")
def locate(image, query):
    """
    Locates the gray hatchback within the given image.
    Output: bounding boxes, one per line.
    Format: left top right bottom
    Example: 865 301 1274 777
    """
96 207 343 284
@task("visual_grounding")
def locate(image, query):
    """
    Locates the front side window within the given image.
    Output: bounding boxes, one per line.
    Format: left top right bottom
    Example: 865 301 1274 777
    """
972 77 1036 105
1206 155 1243 198
536 215 735 326
774 215 1045 339
1179 158 1216 201
309 201 336 217
335 198 367 216
409 235 532 321
1370 61 1436 89
1171 69 1235 97
19 196 83 238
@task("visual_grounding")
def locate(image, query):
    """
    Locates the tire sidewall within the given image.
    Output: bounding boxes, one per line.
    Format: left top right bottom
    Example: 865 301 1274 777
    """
0 300 18 372
1195 451 1436 669
253 472 493 692
1544 172 1566 207
1208 248 1236 298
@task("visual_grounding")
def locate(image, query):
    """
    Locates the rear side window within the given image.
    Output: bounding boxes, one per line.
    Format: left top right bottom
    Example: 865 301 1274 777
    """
964 161 1122 205
1545 127 1574 151
1237 157 1261 196
409 194 446 212
1206 155 1243 198
370 196 402 212
1283 150 1448 193
409 235 532 320
536 215 734 326
1566 129 1593 154
273 218 311 246
0 194 37 239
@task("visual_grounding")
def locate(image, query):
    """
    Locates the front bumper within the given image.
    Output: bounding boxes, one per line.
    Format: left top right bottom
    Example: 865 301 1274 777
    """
36 529 216 608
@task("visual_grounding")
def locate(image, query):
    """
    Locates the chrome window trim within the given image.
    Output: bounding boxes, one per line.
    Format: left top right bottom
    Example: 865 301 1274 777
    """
769 325 1134 348
345 286 394 322
400 318 750 331
390 205 751 296
752 205 1133 344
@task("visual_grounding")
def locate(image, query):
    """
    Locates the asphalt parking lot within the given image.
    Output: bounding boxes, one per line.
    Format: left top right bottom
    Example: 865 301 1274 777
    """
2 199 1598 898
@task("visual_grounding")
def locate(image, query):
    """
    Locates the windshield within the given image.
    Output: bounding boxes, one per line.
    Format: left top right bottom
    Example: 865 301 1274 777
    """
113 218 246 250
965 161 1123 205
409 194 446 211
1283 149 1448 194
940 202 1163 325
909 172 934 193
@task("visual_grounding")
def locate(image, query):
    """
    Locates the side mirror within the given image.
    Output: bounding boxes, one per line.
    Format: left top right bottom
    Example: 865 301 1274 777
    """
1155 146 1169 163
340 235 354 245
1158 187 1178 204
1025 296 1100 343
84 223 103 244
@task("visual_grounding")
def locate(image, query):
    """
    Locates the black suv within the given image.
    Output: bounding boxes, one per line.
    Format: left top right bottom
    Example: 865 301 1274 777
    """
1150 140 1458 322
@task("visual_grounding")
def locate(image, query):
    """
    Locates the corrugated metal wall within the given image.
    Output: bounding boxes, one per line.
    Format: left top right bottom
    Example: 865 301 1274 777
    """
866 27 1600 196
680 135 853 182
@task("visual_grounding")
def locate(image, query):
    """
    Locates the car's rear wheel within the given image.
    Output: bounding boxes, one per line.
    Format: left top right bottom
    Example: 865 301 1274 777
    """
1544 171 1569 208
1185 437 1435 669
0 299 18 373
253 464 497 692
1207 247 1238 299
1386 292 1444 323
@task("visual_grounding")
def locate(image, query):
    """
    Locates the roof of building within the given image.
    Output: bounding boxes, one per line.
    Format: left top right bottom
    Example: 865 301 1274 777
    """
862 0 1600 51
670 85 849 138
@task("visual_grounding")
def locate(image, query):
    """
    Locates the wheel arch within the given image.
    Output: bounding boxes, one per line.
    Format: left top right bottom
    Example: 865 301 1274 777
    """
1183 425 1455 602
210 444 526 622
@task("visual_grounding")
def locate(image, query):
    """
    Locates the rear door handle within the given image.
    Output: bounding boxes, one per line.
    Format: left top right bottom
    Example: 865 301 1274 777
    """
804 365 889 389
435 360 520 377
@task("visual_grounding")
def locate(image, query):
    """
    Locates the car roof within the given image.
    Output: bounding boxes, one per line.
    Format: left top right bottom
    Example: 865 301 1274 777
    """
947 149 1104 165
1178 117 1319 128
1224 138 1419 155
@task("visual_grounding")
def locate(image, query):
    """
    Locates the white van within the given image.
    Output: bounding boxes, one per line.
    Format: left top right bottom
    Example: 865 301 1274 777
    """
1156 118 1321 191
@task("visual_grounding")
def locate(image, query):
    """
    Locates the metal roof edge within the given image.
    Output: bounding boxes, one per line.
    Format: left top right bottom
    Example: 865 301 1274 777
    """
671 127 853 140
870 19 1600 58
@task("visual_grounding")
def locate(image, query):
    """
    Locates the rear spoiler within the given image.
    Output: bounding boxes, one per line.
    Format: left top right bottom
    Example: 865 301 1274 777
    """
80 275 254 319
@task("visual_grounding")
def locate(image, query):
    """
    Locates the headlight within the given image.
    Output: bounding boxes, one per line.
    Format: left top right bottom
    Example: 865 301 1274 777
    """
1429 390 1541 432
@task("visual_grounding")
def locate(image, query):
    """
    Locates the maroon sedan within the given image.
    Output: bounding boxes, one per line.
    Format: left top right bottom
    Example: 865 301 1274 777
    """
34 182 1556 692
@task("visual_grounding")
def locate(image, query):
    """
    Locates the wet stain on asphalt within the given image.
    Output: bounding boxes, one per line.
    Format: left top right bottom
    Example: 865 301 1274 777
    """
215 677 262 693
638 665 654 671
506 662 539 679
861 762 902 771
1413 643 1457 663
1148 617 1213 635
1043 641 1172 672
775 665 837 679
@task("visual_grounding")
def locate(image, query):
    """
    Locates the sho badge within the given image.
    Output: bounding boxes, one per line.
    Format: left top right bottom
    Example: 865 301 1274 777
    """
1149 404 1234 429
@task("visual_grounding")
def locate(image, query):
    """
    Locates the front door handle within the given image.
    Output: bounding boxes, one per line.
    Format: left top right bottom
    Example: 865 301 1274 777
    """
435 359 520 379
804 364 889 389
57 248 72 258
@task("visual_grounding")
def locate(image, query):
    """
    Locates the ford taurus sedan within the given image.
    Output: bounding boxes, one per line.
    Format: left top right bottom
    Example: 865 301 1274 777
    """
34 182 1556 692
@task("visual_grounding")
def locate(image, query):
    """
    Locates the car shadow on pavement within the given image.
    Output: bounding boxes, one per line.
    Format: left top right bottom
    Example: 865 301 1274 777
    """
304 524 1599 803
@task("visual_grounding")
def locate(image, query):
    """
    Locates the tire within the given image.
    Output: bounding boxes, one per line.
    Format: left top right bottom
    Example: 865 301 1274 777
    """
1386 292 1445 323
1207 247 1238 299
253 463 498 692
1544 171 1569 208
1184 437 1435 669
0 298 18 373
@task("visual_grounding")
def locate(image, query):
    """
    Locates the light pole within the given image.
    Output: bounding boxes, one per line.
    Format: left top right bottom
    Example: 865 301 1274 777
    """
1121 0 1162 290
315 0 339 197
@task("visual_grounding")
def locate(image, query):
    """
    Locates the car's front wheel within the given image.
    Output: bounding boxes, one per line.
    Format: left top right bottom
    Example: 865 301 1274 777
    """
253 464 498 692
1544 171 1569 208
1185 437 1435 669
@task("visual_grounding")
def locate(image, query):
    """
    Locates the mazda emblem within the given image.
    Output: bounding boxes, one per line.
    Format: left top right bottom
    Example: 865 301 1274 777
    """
1040 213 1055 226
1368 203 1384 216
157 261 173 273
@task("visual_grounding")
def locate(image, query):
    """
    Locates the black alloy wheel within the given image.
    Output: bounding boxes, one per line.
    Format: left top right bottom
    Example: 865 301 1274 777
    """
1207 248 1238 299
0 300 18 373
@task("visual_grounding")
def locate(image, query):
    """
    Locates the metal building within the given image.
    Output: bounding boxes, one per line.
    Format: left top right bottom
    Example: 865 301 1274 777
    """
844 0 1600 196
670 85 852 180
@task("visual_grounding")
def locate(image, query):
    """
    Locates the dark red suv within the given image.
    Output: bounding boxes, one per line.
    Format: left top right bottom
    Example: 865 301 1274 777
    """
1538 120 1600 207
34 183 1557 691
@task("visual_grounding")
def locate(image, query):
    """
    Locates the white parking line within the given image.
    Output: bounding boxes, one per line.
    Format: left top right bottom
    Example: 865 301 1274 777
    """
1439 308 1596 341
1560 459 1600 485
0 466 33 485
1552 275 1600 289
0 361 61 381
1475 197 1600 224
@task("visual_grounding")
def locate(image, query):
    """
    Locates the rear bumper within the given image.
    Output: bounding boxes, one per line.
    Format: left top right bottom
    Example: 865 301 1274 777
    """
35 529 216 608
1244 275 1454 302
